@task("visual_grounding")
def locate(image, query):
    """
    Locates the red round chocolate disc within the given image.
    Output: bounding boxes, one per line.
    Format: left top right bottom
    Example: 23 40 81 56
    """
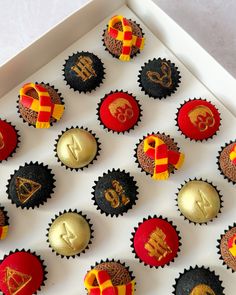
133 217 179 267
177 99 221 140
0 251 45 295
99 91 140 132
0 120 18 161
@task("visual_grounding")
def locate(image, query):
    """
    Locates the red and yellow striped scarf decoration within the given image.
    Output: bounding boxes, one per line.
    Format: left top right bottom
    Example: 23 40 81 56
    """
229 144 236 165
108 15 145 61
84 269 135 295
0 225 8 240
143 135 184 180
20 83 64 129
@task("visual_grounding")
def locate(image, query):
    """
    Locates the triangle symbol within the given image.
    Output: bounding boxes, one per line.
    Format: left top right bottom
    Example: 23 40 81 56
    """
15 177 41 204
6 267 32 295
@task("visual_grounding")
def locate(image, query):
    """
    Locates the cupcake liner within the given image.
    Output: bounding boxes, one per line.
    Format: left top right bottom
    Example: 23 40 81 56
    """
102 19 145 60
62 51 105 93
54 126 101 171
172 265 225 295
175 98 221 142
137 58 181 99
6 161 56 209
46 209 94 259
91 168 139 217
96 90 143 134
175 178 223 225
17 82 65 128
216 140 236 185
0 119 20 163
134 132 181 178
85 258 136 293
130 215 182 269
217 223 236 273
0 248 48 294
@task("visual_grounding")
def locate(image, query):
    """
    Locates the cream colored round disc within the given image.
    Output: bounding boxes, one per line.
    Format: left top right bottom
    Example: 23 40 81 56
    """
56 128 97 169
177 180 220 223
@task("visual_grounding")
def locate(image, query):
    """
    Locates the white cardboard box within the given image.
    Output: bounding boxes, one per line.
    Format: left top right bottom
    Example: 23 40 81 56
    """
0 1 235 294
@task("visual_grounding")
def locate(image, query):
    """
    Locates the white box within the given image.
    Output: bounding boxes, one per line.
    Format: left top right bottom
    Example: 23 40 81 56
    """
0 1 235 294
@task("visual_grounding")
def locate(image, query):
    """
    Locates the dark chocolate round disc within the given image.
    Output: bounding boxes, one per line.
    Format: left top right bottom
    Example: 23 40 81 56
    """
93 169 138 216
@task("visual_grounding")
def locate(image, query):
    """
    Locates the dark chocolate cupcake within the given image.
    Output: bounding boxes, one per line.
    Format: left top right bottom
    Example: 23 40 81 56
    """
103 15 145 61
63 51 105 92
138 58 181 99
0 249 47 295
173 266 224 295
6 162 55 209
84 259 135 294
176 98 221 141
0 119 20 162
55 126 100 171
18 82 64 128
218 223 236 272
46 209 93 259
131 215 181 268
135 132 185 180
0 205 9 240
176 178 222 224
92 169 138 217
217 140 236 184
97 90 142 133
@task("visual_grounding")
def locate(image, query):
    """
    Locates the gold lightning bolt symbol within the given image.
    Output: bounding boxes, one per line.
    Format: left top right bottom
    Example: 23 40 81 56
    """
196 190 212 218
67 135 82 161
60 222 77 250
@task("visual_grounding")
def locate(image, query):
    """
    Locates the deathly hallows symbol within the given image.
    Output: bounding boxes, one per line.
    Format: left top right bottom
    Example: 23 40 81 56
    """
5 267 32 295
15 177 42 204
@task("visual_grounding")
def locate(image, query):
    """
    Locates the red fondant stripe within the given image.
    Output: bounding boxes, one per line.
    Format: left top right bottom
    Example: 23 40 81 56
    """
109 27 118 38
98 270 110 285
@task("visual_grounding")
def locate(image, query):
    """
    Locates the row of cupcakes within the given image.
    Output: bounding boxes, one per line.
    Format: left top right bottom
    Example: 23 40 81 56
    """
0 248 227 295
1 121 236 185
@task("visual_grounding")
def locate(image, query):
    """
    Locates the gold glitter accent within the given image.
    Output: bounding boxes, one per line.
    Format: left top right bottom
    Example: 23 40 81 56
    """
5 267 32 295
71 56 96 81
48 212 90 256
57 128 97 169
190 284 216 295
104 180 130 208
108 98 134 123
0 132 4 150
15 177 41 204
146 61 172 88
188 105 215 132
144 227 172 261
178 180 220 223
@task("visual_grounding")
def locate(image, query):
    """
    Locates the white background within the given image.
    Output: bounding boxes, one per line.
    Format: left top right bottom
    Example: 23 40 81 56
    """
0 4 235 295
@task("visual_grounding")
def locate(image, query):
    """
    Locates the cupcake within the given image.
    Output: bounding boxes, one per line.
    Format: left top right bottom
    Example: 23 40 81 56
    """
0 249 47 295
135 132 185 180
131 216 181 268
103 15 145 61
176 179 222 224
97 90 142 133
176 99 221 141
173 266 224 295
138 58 181 99
0 205 9 240
6 162 55 209
63 51 105 92
47 209 93 258
217 140 236 184
218 223 236 272
0 119 20 162
55 126 100 171
18 82 64 128
92 169 138 217
84 260 135 294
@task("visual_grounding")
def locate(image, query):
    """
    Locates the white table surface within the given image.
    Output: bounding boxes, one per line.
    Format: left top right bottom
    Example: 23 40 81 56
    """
0 0 236 79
